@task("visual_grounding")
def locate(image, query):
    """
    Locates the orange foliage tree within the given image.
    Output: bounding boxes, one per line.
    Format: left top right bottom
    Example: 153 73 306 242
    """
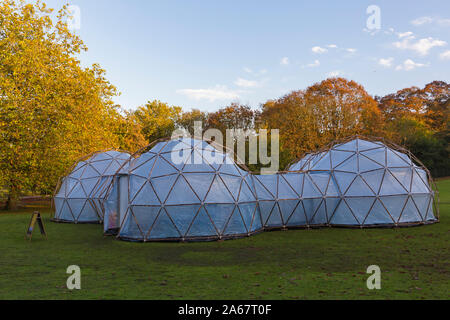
377 81 449 176
261 78 383 164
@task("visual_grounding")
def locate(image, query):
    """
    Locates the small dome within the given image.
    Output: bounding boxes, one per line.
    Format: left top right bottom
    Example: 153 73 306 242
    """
53 151 131 223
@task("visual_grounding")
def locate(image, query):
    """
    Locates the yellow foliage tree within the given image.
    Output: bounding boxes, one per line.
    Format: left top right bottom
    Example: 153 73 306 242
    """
134 100 182 143
0 1 120 209
111 107 148 153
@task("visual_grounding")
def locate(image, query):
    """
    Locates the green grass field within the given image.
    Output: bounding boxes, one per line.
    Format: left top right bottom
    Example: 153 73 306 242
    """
0 179 449 300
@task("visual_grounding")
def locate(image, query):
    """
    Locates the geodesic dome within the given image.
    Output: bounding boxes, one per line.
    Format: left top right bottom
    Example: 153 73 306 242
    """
286 138 438 227
53 151 131 223
54 136 438 242
289 153 315 171
105 138 263 241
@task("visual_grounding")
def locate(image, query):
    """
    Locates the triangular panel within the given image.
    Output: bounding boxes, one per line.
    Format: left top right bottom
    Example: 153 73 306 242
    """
259 201 275 226
186 207 218 237
205 176 235 203
151 174 178 203
379 195 408 222
165 204 200 236
132 181 161 205
183 173 215 201
278 200 299 224
364 199 393 225
147 209 180 239
345 175 375 197
379 171 408 195
278 176 299 199
399 197 422 223
205 204 235 234
223 208 247 235
345 198 375 224
132 206 161 237
329 200 358 225
165 176 200 205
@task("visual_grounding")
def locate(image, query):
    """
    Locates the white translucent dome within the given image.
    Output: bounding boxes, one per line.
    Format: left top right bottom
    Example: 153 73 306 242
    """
110 138 262 241
53 151 131 223
284 138 436 226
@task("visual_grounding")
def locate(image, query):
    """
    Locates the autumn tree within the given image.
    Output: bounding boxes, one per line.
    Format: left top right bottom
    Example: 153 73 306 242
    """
134 100 182 143
422 81 449 134
111 107 147 153
261 78 383 164
378 81 448 127
206 103 257 135
378 81 449 176
0 1 120 209
178 109 208 136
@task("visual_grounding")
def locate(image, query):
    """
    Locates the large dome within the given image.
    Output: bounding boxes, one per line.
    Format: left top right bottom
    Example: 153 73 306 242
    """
53 151 131 223
108 138 263 241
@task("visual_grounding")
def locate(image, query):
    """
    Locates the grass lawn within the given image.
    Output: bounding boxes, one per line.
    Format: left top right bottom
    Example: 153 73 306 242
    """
0 179 449 300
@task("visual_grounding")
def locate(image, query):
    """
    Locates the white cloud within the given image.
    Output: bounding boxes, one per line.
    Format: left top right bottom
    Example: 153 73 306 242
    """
438 18 450 27
378 57 394 67
395 59 427 71
327 70 342 77
234 78 260 88
411 16 450 27
411 16 433 26
280 57 290 65
243 67 268 75
177 85 239 102
312 46 327 54
346 48 357 53
393 37 446 56
440 50 450 60
397 31 415 39
303 60 320 68
327 44 338 48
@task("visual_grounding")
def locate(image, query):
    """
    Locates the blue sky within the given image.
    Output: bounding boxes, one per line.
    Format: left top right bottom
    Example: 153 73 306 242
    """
43 0 450 112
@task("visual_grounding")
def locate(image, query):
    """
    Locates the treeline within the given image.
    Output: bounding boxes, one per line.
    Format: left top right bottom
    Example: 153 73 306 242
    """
146 78 448 178
0 1 448 209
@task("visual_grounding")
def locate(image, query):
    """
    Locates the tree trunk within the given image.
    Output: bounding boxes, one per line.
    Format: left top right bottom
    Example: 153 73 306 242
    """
5 185 19 211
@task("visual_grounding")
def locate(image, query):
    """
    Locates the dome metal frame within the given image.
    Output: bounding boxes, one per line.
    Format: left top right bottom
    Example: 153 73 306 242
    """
52 135 439 242
282 135 439 228
102 137 262 242
52 149 133 224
